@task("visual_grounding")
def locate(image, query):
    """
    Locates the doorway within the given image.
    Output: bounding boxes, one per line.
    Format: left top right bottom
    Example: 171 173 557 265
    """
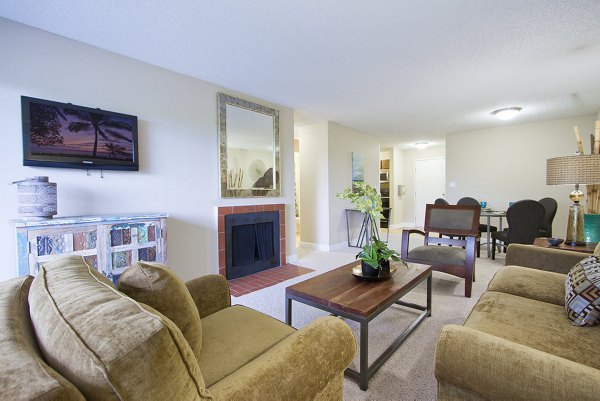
414 158 446 227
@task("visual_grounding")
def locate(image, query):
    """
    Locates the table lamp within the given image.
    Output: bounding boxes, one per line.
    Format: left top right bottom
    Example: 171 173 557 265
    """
546 155 600 245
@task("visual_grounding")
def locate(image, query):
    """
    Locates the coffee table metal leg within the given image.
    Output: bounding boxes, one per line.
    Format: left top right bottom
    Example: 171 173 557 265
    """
359 320 369 390
427 274 432 317
285 296 292 325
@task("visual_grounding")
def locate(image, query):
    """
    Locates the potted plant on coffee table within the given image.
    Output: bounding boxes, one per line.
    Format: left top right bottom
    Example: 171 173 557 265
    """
337 181 402 277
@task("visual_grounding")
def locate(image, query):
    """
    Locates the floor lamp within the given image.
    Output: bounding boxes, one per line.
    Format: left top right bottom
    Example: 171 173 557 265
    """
546 155 600 245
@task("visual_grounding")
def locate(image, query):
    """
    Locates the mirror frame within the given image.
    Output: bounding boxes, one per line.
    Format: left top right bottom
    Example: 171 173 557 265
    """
218 93 280 198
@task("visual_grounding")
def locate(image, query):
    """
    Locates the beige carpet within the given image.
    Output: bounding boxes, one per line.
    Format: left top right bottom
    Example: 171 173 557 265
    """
233 236 506 400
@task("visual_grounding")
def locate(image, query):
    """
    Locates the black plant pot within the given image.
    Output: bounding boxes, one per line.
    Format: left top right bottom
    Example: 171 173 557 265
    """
361 260 390 277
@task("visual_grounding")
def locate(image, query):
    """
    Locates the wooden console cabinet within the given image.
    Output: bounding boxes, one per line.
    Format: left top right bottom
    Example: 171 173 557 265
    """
14 213 168 284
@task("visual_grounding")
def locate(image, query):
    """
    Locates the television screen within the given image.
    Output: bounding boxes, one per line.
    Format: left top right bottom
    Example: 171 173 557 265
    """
21 96 139 171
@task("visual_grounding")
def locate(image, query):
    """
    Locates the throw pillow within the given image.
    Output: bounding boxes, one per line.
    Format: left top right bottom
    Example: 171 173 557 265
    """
594 242 600 256
29 255 212 400
565 255 600 326
118 261 203 359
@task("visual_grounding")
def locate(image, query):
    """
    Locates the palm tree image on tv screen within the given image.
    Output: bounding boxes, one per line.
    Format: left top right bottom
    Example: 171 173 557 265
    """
28 102 135 161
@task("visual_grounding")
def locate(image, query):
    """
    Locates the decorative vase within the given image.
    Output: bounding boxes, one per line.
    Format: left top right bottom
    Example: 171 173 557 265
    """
11 176 57 220
361 260 390 277
584 214 600 243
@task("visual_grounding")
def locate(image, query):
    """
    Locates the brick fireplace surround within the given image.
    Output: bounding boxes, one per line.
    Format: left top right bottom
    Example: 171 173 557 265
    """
217 204 286 278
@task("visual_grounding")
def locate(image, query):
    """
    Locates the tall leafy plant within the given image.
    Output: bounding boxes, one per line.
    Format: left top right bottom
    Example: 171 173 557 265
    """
337 182 400 269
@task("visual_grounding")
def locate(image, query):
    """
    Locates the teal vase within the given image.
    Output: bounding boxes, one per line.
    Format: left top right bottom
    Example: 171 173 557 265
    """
584 214 600 243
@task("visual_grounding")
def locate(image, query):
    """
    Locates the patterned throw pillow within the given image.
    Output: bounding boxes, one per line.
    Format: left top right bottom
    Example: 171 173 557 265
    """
565 256 600 326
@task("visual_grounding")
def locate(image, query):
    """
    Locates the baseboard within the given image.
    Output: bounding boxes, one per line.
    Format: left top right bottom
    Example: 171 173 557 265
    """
390 222 413 229
286 254 299 264
328 241 349 251
299 241 349 252
299 241 330 251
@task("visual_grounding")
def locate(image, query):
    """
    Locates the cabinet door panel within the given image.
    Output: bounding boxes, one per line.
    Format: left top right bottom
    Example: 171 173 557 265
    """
27 226 99 275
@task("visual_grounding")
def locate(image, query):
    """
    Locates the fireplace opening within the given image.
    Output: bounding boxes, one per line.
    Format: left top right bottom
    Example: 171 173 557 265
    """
225 211 280 279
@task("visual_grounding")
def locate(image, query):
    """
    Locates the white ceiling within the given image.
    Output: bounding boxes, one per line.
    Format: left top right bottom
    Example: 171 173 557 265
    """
2 1 600 149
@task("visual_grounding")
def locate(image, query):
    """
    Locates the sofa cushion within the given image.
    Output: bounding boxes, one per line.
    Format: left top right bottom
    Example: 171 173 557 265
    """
28 255 212 401
198 305 294 387
487 265 566 306
594 242 600 256
0 276 85 401
565 256 600 326
118 261 203 359
464 291 600 369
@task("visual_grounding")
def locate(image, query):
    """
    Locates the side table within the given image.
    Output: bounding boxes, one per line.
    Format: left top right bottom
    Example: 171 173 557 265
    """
533 238 597 254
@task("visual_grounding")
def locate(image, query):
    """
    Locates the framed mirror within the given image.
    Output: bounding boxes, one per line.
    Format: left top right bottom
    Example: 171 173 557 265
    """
218 93 280 198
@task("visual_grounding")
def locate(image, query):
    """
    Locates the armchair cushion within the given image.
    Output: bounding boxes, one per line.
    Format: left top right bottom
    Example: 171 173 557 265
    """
0 276 85 401
488 265 566 306
208 316 356 400
28 256 212 401
118 261 203 358
464 291 600 369
565 256 600 326
198 305 294 387
408 245 466 265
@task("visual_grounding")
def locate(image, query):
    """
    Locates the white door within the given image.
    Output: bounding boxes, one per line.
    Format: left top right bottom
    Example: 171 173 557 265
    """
414 158 446 227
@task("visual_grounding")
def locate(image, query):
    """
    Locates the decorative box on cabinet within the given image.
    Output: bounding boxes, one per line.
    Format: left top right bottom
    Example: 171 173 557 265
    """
14 213 168 284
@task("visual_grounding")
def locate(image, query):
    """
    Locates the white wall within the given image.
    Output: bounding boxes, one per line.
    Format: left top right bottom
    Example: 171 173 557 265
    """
400 146 446 226
392 147 406 227
298 122 329 246
0 18 295 281
446 115 597 238
328 122 380 246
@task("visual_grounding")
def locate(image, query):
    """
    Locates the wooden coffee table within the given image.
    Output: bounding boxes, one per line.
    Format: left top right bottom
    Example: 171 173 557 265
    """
285 261 432 390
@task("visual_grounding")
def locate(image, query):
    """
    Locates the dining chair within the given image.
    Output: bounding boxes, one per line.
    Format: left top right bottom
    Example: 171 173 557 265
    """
456 197 497 257
491 200 545 260
538 197 558 237
401 204 480 297
434 198 449 205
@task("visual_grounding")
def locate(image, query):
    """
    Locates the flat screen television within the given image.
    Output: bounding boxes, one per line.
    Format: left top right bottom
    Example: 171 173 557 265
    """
21 96 139 171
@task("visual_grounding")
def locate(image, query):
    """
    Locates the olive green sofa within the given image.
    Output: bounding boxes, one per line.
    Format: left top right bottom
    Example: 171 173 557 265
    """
435 244 600 401
0 256 356 401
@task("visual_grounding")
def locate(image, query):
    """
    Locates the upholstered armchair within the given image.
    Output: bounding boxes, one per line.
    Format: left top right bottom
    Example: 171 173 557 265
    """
538 197 558 238
401 204 480 297
1 256 356 401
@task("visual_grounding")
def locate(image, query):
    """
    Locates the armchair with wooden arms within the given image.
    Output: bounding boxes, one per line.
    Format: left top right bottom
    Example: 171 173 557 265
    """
401 204 480 297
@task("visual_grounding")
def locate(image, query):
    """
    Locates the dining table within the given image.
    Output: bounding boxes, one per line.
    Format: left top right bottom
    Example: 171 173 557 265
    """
480 209 506 258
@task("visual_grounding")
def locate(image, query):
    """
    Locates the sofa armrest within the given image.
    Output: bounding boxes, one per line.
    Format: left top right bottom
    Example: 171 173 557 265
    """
435 325 600 401
208 316 356 401
185 275 231 318
505 244 587 274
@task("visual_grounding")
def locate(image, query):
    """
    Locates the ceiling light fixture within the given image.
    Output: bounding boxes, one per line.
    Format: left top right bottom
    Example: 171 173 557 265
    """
414 142 429 150
491 107 522 121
